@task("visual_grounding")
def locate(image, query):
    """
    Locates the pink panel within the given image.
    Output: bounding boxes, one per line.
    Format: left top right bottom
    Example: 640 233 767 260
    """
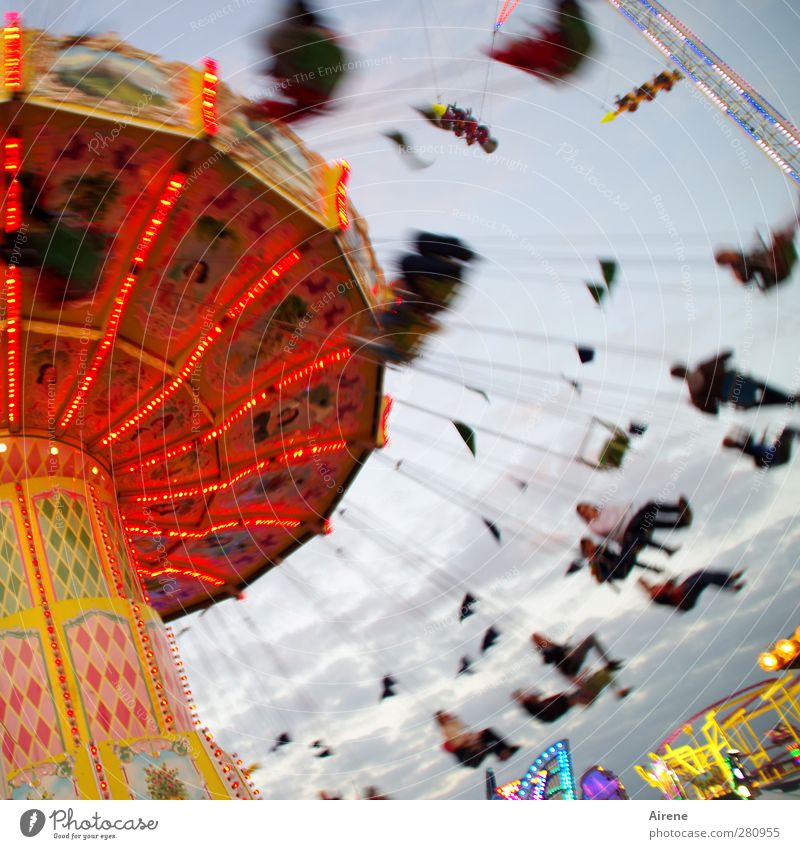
64 612 158 742
145 624 193 733
0 630 63 776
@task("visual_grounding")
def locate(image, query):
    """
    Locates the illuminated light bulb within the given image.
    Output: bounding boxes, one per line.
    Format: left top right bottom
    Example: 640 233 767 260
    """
0 443 6 453
758 652 780 671
50 446 59 455
775 639 799 662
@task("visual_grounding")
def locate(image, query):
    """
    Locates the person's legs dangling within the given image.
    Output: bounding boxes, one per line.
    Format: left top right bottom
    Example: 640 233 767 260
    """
742 435 783 468
628 502 686 533
562 635 611 675
480 728 518 761
730 374 794 409
766 428 797 467
757 383 796 407
727 374 761 410
675 570 741 610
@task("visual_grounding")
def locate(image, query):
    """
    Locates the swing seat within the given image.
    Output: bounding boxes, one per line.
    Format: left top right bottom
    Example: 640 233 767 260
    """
578 417 631 470
597 434 630 469
576 667 614 701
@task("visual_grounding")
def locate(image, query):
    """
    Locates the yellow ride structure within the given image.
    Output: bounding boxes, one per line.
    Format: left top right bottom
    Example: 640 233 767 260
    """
637 673 800 799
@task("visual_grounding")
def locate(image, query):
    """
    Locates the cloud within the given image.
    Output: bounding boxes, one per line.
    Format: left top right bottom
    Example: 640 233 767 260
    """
117 0 800 800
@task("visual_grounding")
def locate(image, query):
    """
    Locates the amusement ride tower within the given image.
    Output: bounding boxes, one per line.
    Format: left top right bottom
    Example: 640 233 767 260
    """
606 0 800 183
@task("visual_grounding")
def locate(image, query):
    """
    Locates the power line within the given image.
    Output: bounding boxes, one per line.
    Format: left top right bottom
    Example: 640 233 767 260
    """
393 397 577 461
419 0 442 102
372 451 574 547
389 421 576 498
439 319 680 362
421 349 683 402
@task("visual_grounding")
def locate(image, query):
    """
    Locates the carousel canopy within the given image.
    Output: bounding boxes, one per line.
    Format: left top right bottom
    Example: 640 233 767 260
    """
1 21 389 619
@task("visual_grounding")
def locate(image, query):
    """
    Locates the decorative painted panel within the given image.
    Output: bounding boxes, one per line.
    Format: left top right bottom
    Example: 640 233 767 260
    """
0 502 31 618
8 756 79 801
144 623 193 733
101 504 141 601
35 494 108 601
0 630 63 778
115 737 211 800
63 612 158 742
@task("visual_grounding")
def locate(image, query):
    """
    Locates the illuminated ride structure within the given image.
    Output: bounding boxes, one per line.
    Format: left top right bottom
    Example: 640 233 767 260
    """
488 741 629 801
0 16 389 800
606 0 800 184
578 765 628 800
636 673 800 800
489 740 577 800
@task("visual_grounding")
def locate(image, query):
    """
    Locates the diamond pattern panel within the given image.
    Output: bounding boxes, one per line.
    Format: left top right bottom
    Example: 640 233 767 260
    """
145 624 193 733
64 612 158 743
35 494 109 602
0 502 31 618
0 630 63 777
0 439 98 484
0 440 49 483
102 504 141 601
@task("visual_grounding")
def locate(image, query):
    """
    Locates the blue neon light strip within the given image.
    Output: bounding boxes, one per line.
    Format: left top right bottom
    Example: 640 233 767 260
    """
633 0 797 129
614 0 800 184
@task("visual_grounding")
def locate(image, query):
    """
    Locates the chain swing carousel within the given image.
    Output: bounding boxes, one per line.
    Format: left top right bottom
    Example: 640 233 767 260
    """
0 14 390 800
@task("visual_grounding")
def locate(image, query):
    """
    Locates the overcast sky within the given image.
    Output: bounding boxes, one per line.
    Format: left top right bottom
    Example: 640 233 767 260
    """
13 0 800 799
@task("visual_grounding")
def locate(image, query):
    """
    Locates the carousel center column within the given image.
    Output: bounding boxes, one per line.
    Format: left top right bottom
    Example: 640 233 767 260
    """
0 436 255 800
